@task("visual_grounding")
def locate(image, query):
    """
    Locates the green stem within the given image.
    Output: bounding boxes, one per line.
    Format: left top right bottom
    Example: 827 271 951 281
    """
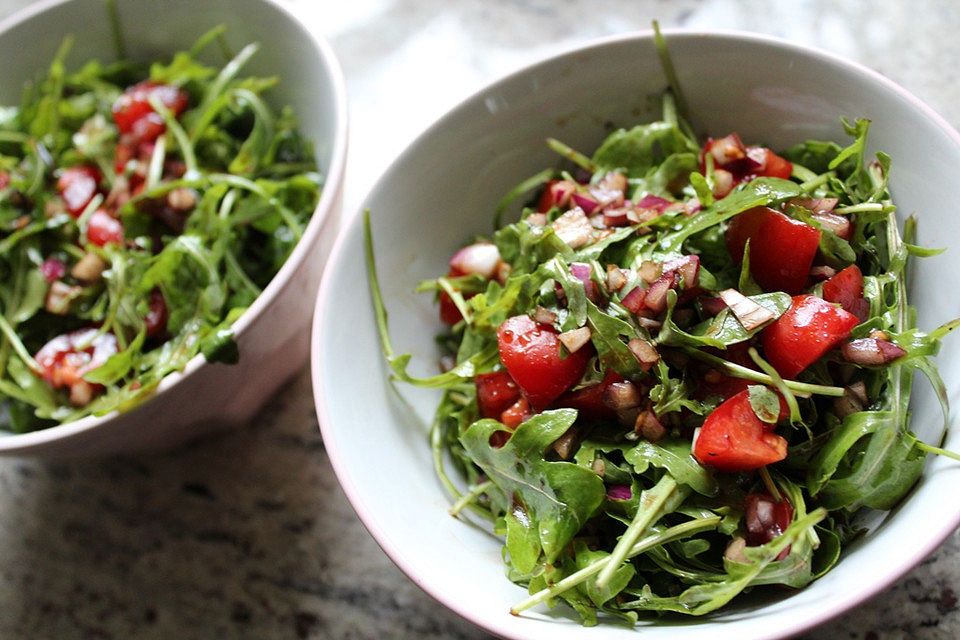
915 441 960 462
797 170 834 193
685 348 845 397
595 475 677 589
748 346 801 423
449 480 493 518
511 516 721 615
546 138 597 173
834 202 887 215
0 314 40 373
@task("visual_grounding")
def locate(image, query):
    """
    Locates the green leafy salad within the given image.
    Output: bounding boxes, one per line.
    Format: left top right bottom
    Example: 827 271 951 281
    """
367 33 960 623
0 27 320 432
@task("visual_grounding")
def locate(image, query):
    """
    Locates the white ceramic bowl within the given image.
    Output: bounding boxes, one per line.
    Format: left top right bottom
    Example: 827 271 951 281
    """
313 30 960 640
0 0 347 456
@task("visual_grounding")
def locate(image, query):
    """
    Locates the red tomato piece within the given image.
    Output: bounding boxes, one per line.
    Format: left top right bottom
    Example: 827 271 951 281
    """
475 370 522 419
497 314 592 409
145 289 169 337
761 294 859 378
747 147 793 180
34 328 119 390
57 165 101 216
693 389 788 472
439 266 469 325
500 397 531 428
0 172 9 190
553 370 624 419
822 264 869 321
744 493 794 546
112 81 189 142
87 209 124 247
725 206 821 294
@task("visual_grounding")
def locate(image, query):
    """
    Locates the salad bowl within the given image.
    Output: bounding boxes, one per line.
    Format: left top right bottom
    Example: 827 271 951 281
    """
312 29 960 639
0 0 347 456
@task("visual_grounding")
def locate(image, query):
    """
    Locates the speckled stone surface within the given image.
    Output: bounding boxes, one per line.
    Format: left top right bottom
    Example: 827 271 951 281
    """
1 0 959 638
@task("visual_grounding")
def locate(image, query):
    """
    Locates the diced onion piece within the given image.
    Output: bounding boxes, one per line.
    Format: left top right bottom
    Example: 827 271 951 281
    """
841 337 907 366
712 169 735 198
621 286 646 314
643 272 676 314
558 326 592 353
662 255 700 289
710 133 747 166
551 208 593 249
603 208 629 227
634 409 666 442
551 426 579 460
810 265 837 281
635 194 673 212
606 265 627 292
532 306 557 325
603 381 642 410
812 212 852 240
606 484 632 501
628 338 660 370
526 212 548 226
449 242 502 279
637 260 662 284
724 537 751 564
71 252 107 283
45 281 82 315
591 458 606 477
597 171 627 195
570 192 599 215
790 197 839 215
718 288 775 330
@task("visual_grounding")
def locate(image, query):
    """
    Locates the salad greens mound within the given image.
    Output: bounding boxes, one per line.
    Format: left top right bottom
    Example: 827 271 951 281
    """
367 35 959 623
0 27 320 432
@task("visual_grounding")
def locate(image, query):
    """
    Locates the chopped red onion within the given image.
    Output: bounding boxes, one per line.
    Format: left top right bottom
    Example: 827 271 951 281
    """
606 265 627 292
790 197 839 215
842 338 906 366
606 484 632 501
810 265 837 281
813 212 852 240
40 257 67 283
558 326 592 353
643 272 677 314
718 288 775 330
603 381 642 410
712 169 735 198
662 255 700 289
571 192 599 215
551 208 593 249
628 338 660 371
449 242 501 279
635 194 673 212
621 286 646 314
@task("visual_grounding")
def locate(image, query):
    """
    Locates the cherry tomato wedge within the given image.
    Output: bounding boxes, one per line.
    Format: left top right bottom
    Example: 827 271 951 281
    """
693 389 788 472
822 264 869 321
749 147 793 180
87 209 124 247
725 206 821 294
761 294 859 379
34 328 118 390
500 397 531 428
497 314 592 409
112 81 189 143
439 267 469 325
476 370 522 419
57 165 101 216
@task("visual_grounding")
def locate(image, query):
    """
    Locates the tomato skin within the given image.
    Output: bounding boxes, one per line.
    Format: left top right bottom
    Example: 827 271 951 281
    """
112 81 189 142
476 370 522 419
34 328 118 390
822 264 869 321
761 294 859 378
500 397 531 427
693 389 788 472
752 147 793 179
87 209 124 247
439 267 468 325
553 370 624 419
57 165 101 216
497 314 592 409
725 206 821 294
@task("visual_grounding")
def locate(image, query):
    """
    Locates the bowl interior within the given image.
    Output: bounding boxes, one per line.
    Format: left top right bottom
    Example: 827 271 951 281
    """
0 0 345 448
315 31 960 639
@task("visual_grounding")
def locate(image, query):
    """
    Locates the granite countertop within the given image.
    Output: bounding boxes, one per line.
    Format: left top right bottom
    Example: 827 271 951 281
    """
1 0 959 638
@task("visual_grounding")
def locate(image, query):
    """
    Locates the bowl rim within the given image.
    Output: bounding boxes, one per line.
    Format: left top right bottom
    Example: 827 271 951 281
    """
312 26 960 639
0 0 348 452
